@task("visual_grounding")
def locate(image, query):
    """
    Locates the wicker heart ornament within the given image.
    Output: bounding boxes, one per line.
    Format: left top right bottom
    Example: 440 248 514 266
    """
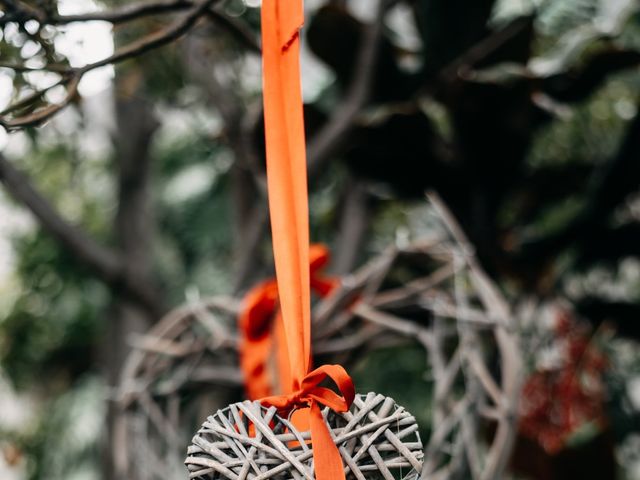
186 3 424 479
185 393 423 479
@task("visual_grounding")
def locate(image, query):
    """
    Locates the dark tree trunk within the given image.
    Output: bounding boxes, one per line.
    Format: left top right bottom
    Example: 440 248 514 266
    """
104 94 160 480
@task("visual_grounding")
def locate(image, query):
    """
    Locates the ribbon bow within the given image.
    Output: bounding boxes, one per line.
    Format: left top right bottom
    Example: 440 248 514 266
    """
261 365 355 479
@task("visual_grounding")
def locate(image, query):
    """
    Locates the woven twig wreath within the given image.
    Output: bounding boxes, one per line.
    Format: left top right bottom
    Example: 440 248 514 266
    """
185 393 423 479
118 199 521 480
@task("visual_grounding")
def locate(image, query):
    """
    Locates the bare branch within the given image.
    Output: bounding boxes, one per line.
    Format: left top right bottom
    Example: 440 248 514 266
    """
0 63 70 73
0 0 193 26
232 202 269 292
50 0 194 25
353 303 432 339
79 0 217 72
0 76 67 116
307 0 387 176
435 16 533 87
0 153 120 278
0 0 222 129
0 74 80 130
206 9 261 54
332 179 372 274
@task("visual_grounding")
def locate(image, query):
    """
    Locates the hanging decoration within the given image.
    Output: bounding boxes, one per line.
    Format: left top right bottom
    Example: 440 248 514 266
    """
120 204 521 480
185 0 424 478
186 393 424 479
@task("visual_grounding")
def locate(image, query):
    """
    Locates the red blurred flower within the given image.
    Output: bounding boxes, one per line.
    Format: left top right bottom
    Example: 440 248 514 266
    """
518 309 608 454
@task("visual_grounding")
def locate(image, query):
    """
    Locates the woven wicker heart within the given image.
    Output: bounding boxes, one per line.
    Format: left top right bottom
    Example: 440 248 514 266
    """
185 392 423 479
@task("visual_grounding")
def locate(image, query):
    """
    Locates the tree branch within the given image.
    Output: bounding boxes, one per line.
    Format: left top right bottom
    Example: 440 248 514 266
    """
206 9 260 54
0 153 120 278
0 153 162 315
332 178 372 274
307 0 387 176
0 74 81 130
541 48 640 103
1 0 193 26
0 0 220 130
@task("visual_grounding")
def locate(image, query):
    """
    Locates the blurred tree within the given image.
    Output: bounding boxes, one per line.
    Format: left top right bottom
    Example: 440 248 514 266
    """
1 0 640 478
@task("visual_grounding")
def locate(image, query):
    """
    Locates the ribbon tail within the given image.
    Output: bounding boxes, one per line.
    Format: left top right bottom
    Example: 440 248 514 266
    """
309 401 346 480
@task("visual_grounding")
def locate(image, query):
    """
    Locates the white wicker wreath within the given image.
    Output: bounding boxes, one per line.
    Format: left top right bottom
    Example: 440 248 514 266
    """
186 393 423 480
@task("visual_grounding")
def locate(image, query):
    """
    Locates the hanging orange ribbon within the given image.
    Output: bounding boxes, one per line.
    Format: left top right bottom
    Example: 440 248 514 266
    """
239 245 339 400
260 1 355 479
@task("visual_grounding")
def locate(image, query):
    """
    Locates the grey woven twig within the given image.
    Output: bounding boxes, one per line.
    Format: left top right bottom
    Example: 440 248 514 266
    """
185 393 423 480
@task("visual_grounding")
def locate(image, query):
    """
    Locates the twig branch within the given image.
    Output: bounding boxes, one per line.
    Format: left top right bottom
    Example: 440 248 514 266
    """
0 152 120 278
430 16 533 92
206 9 261 53
79 0 217 73
0 0 233 129
0 63 70 73
307 0 387 176
0 74 81 130
0 76 67 116
332 179 372 274
1 0 193 26
47 0 261 55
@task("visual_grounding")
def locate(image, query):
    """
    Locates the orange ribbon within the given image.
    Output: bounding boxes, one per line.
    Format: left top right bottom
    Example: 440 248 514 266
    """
260 1 354 479
261 364 355 464
239 245 339 400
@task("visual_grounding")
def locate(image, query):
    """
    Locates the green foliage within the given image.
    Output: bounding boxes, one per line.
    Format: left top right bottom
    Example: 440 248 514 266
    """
537 0 600 35
23 376 105 480
0 232 108 388
154 135 234 298
351 344 434 439
0 137 113 387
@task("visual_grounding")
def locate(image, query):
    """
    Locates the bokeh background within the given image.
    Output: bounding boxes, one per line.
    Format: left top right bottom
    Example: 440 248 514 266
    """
1 0 640 478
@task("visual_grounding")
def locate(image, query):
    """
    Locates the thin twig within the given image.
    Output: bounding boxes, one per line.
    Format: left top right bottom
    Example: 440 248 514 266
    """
307 0 386 176
0 76 67 116
78 0 217 73
0 62 71 73
0 74 81 129
1 0 193 26
206 9 260 53
0 0 252 129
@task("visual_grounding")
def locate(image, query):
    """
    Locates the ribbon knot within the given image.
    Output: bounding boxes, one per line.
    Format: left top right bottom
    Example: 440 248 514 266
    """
289 391 307 408
261 365 355 480
262 364 355 412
